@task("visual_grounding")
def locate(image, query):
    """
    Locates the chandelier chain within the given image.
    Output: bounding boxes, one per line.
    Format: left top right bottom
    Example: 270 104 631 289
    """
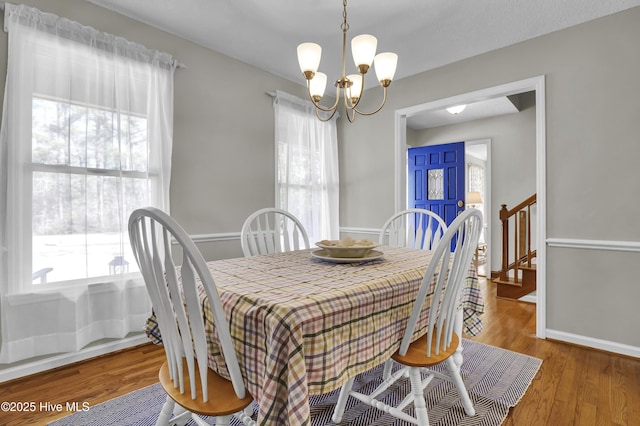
341 0 349 31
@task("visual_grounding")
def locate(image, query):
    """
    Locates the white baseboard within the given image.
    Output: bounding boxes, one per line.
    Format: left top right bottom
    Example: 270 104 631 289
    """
0 334 150 383
546 329 640 358
518 293 537 303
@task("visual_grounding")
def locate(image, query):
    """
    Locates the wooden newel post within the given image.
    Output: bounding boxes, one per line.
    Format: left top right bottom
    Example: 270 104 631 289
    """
500 204 509 281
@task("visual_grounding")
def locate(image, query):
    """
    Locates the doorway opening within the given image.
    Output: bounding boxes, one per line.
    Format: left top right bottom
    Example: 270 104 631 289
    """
393 76 547 339
465 139 490 277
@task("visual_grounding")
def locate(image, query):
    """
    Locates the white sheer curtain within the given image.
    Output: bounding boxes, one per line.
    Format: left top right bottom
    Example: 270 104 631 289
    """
273 91 339 243
0 4 176 363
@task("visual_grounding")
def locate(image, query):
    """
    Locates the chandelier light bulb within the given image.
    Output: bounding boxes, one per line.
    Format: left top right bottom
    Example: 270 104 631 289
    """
297 43 322 77
374 52 398 86
309 72 327 100
351 34 377 73
346 74 363 102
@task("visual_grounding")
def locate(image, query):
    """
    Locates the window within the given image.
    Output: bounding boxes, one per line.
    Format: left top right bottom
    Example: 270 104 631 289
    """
468 163 485 195
0 4 177 364
273 91 339 243
31 97 150 284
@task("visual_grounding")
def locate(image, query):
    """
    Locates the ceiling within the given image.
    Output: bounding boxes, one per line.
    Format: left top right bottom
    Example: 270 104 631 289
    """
407 96 521 130
85 0 640 127
85 0 640 84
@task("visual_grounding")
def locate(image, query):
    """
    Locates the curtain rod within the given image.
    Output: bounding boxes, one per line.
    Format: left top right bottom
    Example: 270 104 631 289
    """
1 2 186 69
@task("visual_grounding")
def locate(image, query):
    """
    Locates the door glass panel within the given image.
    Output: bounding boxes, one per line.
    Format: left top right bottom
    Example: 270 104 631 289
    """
427 168 444 200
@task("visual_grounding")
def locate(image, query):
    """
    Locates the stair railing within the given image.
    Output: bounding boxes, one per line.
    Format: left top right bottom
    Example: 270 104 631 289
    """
499 194 536 283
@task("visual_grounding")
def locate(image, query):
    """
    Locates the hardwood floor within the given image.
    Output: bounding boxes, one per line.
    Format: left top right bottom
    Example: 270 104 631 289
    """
1 343 165 425
1 277 639 425
472 278 640 426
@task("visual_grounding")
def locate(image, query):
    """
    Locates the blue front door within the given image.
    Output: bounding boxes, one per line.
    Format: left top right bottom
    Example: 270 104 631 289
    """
408 141 465 227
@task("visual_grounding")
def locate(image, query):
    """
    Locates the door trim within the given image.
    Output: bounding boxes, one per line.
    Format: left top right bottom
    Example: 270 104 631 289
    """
465 138 491 277
394 75 547 339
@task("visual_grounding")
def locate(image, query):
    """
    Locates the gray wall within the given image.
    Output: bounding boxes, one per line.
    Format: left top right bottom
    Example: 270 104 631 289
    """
339 7 640 349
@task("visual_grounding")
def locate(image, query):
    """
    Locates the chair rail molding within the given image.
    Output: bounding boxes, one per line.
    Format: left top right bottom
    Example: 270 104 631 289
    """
546 237 640 252
339 227 381 237
172 232 241 244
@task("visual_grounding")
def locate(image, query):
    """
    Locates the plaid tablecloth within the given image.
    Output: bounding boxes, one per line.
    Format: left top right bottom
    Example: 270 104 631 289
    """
145 246 484 426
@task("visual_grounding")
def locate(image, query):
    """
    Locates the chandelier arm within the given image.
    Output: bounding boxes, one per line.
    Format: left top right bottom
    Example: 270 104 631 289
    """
353 86 388 116
316 104 339 122
342 86 351 108
307 80 341 112
345 107 356 123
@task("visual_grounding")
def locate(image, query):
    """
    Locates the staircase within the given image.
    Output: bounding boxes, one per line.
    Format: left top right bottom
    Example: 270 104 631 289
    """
494 194 537 300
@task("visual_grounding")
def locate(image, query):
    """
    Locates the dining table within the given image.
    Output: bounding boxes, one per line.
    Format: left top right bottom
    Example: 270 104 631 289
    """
145 245 484 426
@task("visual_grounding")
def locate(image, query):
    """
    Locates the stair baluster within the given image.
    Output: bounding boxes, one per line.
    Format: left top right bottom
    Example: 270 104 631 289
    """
497 194 537 299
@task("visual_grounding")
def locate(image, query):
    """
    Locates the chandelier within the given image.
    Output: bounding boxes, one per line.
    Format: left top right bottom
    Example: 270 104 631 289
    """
296 0 398 123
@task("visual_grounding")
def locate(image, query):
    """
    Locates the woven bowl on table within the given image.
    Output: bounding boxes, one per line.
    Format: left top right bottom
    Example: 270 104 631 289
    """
315 240 379 258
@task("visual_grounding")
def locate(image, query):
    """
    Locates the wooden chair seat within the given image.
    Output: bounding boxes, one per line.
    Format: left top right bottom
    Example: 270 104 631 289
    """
392 331 460 367
159 360 253 417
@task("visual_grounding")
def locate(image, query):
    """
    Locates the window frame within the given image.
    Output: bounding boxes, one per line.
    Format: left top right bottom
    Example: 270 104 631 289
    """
6 44 161 293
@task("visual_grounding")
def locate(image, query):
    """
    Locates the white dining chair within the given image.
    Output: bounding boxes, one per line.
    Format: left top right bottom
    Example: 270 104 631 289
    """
379 209 448 379
379 208 447 250
240 207 310 257
332 208 483 426
129 207 256 426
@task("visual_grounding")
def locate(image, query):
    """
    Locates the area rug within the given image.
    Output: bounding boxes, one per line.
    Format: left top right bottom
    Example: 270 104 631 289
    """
48 339 541 426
